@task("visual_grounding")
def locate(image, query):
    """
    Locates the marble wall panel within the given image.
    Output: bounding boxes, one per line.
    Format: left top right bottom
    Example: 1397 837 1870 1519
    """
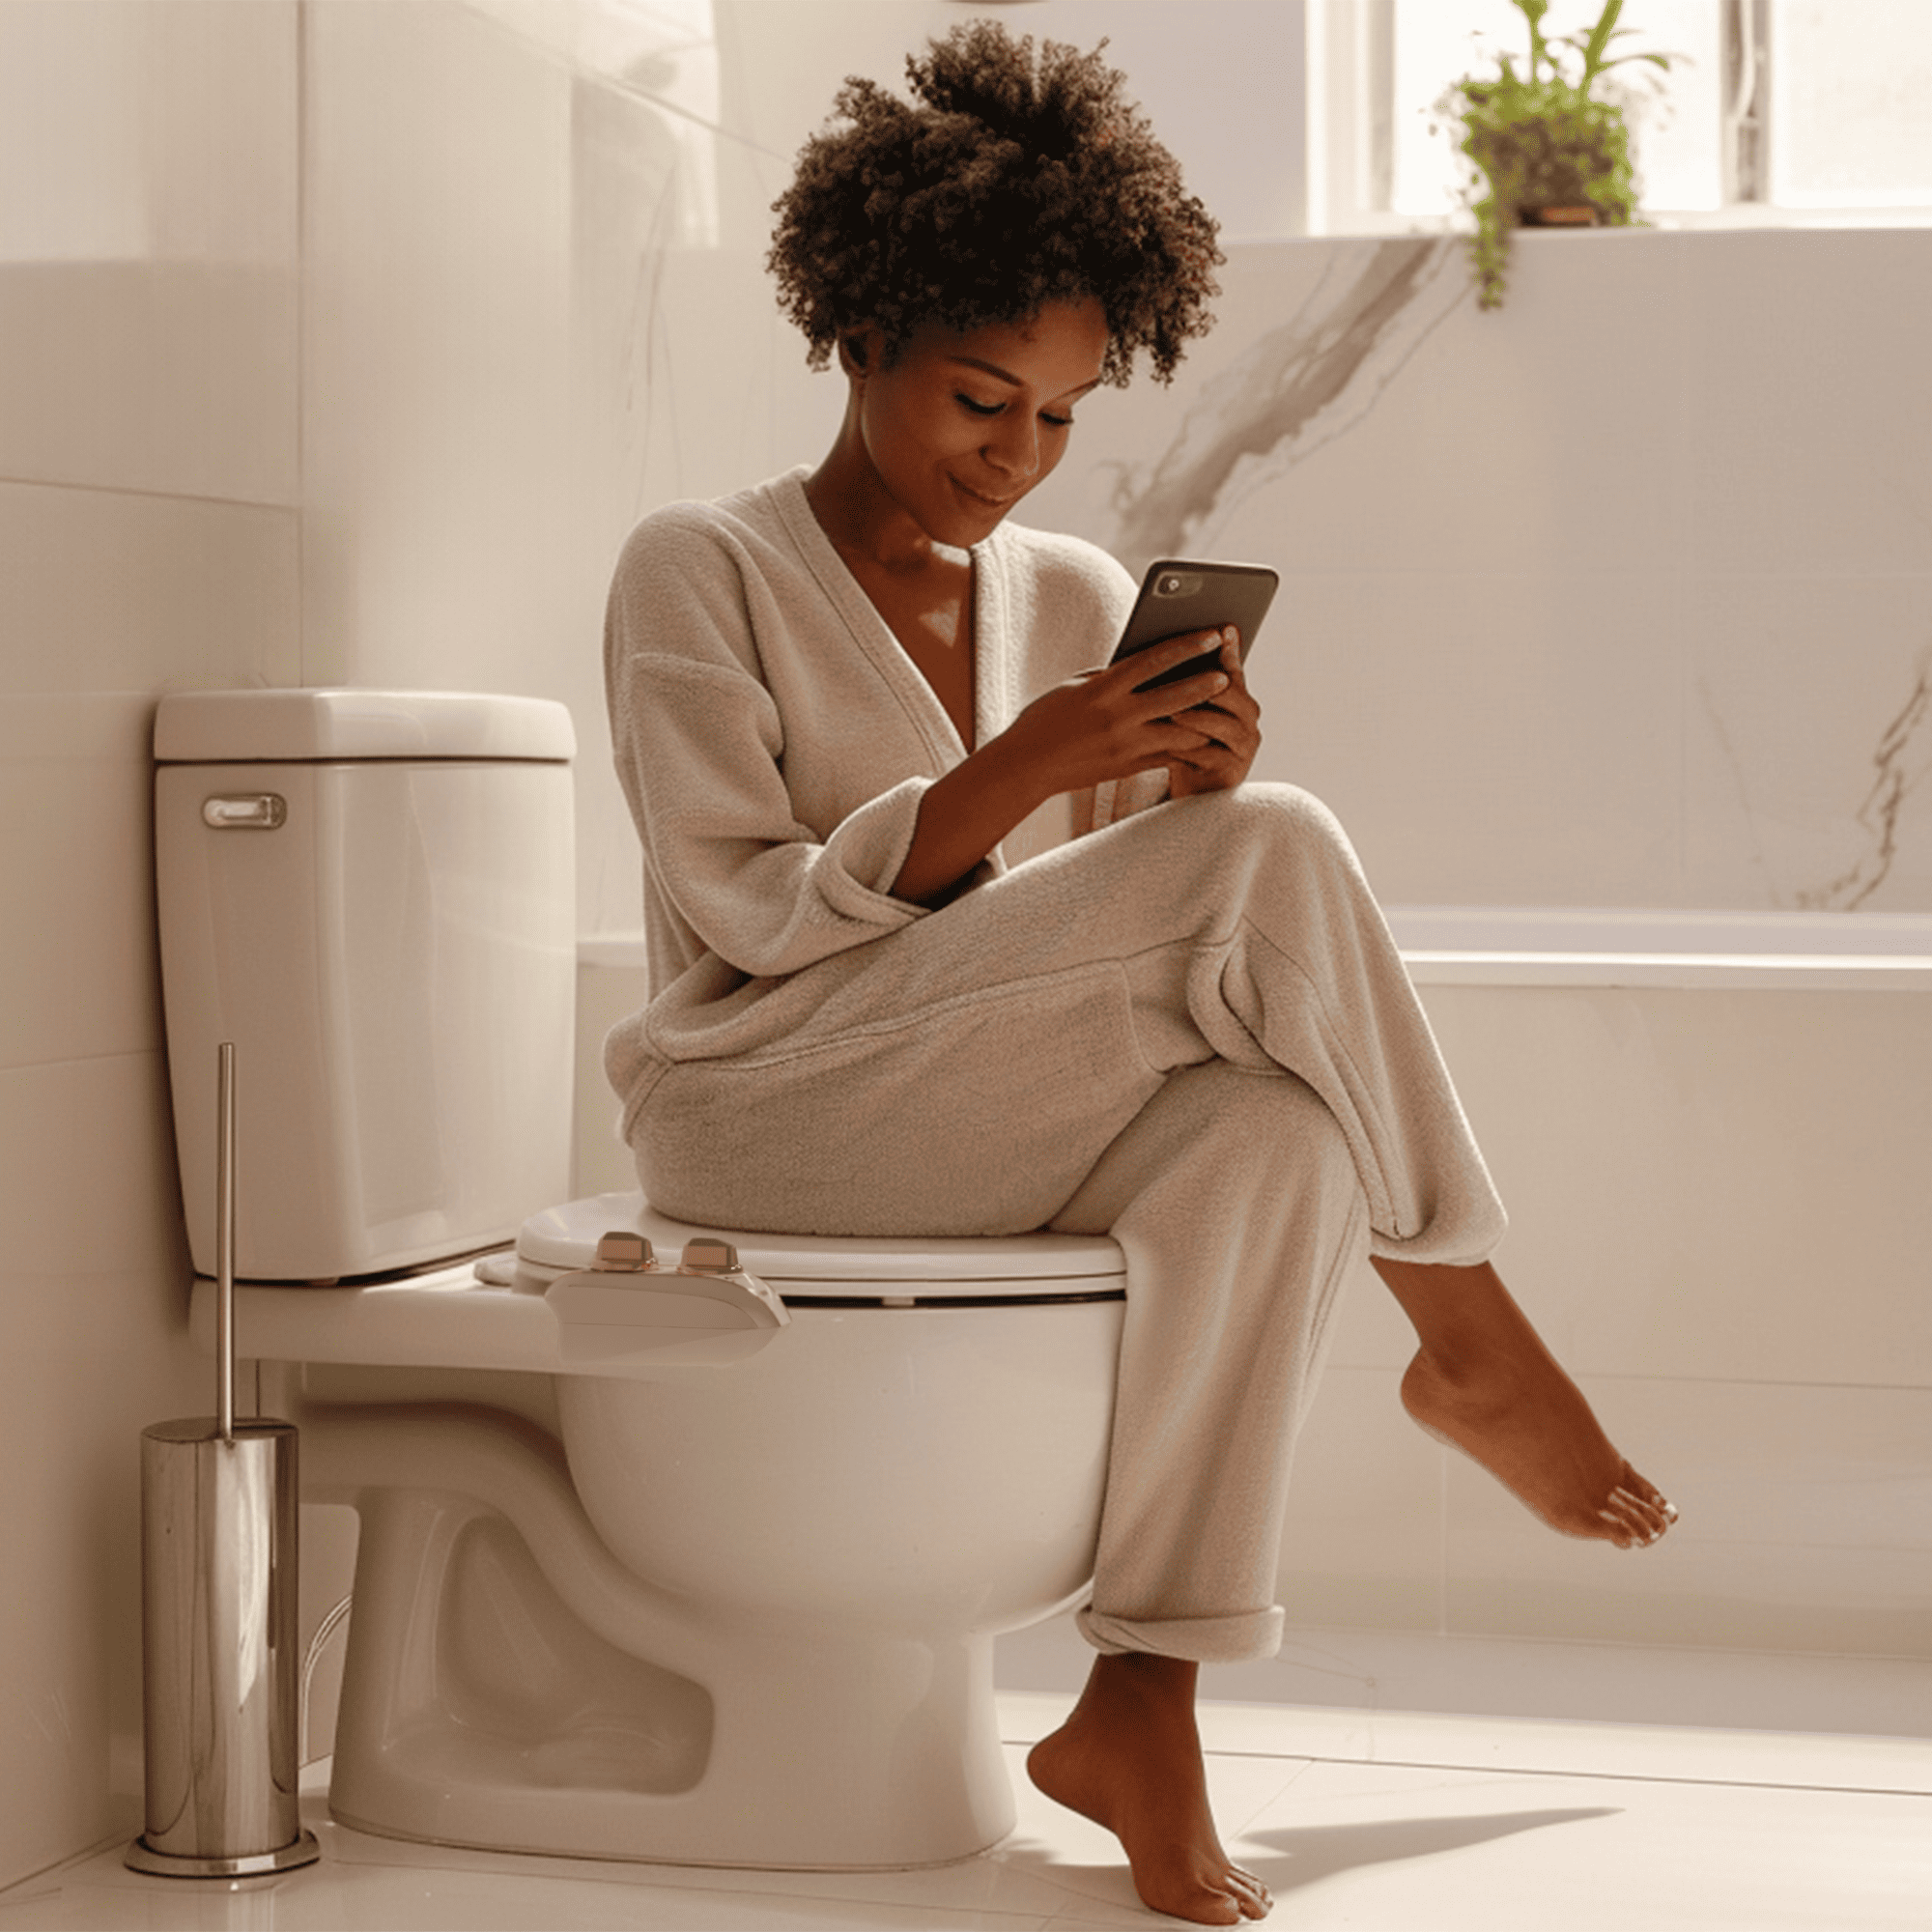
1685 574 1932 911
1680 231 1932 581
1019 229 1932 912
1249 570 1688 906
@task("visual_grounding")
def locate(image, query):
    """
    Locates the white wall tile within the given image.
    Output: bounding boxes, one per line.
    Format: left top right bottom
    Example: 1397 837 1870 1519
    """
0 3 298 503
0 1052 201 1889
0 264 298 505
0 0 298 270
573 960 651 1197
1443 1377 1932 1656
0 481 299 695
301 0 616 926
1419 981 1932 1389
301 0 575 693
1274 1364 1445 1631
0 697 161 1068
0 486 299 1071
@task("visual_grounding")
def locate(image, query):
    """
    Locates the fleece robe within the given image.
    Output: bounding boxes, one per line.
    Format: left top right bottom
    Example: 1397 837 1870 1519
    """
602 466 1506 1662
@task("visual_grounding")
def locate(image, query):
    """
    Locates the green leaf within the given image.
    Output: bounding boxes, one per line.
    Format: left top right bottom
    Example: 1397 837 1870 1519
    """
1578 0 1625 87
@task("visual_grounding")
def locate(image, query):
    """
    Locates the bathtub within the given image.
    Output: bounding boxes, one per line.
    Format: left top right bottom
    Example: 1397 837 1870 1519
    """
574 909 1932 1714
1385 904 1932 991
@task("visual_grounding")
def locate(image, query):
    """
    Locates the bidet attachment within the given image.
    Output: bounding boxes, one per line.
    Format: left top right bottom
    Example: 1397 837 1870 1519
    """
544 1229 789 1365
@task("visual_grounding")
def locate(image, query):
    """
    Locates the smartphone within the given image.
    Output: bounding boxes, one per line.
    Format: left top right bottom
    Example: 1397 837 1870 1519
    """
1109 558 1279 692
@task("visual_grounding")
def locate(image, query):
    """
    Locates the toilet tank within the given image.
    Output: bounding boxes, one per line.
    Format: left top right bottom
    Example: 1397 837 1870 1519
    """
155 690 577 1283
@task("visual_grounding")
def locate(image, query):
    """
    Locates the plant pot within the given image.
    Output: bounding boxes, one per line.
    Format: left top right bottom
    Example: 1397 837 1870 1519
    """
1517 204 1602 226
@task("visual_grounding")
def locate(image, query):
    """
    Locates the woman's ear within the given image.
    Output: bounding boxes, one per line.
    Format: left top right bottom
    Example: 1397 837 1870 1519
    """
837 328 882 380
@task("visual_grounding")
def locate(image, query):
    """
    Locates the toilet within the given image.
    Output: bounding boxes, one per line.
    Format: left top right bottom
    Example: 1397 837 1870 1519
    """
154 689 1125 1870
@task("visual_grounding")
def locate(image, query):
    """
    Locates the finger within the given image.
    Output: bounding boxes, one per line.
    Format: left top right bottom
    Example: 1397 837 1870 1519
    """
1174 697 1261 754
1116 628 1227 686
1137 665 1233 717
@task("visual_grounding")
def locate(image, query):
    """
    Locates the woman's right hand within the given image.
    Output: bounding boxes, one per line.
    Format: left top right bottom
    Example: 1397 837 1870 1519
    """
993 629 1237 805
891 630 1236 905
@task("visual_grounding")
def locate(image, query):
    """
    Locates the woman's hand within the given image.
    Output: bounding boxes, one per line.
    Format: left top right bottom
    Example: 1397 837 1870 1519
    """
1164 629 1262 798
995 628 1250 803
890 629 1258 905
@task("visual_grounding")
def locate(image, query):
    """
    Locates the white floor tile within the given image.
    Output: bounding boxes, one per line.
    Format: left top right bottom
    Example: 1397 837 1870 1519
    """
1230 1757 1932 1931
6 1695 1928 1931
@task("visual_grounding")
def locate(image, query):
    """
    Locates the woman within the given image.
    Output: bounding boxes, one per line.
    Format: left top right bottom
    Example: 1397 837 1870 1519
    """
602 24 1674 1925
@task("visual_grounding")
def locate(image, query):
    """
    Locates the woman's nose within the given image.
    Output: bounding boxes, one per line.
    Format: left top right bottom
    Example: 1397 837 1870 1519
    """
983 411 1040 481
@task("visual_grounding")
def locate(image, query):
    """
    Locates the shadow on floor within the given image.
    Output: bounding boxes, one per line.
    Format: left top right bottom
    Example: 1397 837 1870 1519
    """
1242 1805 1622 1893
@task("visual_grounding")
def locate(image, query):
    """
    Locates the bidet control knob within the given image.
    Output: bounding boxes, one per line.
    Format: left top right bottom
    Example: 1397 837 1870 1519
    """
680 1237 739 1274
591 1231 653 1272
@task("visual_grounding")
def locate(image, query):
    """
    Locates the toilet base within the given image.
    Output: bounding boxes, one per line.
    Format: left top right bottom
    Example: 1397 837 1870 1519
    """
327 1473 1023 1870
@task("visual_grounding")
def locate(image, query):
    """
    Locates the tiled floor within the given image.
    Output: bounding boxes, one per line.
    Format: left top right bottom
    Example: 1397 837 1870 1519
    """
4 1693 1929 1930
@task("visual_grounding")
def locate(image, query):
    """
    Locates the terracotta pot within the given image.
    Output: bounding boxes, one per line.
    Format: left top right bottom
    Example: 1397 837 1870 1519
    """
1517 204 1601 227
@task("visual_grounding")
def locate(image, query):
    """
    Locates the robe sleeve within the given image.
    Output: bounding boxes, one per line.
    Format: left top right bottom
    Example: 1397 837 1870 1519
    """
604 509 928 981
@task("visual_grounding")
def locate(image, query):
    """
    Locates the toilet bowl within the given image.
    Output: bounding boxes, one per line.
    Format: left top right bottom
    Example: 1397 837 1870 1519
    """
156 689 1123 1868
206 1192 1124 1867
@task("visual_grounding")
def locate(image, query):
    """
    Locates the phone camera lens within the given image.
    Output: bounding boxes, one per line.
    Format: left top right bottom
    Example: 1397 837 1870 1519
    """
1158 574 1181 594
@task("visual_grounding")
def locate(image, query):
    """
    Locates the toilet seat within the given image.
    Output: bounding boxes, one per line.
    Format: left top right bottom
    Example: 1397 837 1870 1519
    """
197 1190 1126 1377
515 1190 1127 1304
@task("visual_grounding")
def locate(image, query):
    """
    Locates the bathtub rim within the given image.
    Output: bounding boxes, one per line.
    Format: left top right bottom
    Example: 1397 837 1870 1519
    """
580 907 1932 991
1382 905 1932 989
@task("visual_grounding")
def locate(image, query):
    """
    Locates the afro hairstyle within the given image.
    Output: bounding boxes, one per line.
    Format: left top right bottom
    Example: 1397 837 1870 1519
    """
766 20 1222 387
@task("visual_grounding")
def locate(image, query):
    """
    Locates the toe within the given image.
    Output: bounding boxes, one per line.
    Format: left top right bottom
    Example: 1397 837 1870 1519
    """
1231 1872 1272 1918
1604 1477 1676 1547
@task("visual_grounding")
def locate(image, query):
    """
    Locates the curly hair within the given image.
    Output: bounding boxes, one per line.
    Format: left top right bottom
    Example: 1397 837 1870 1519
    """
766 21 1222 386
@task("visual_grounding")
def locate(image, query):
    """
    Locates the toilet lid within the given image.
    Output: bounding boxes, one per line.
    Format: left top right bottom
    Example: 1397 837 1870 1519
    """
517 1192 1124 1301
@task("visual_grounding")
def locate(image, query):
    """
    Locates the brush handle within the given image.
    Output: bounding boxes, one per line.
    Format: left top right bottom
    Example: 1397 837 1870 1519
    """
216 1041 235 1441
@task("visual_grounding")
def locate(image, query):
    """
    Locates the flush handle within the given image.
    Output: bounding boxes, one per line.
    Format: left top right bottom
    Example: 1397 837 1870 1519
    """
203 793 287 830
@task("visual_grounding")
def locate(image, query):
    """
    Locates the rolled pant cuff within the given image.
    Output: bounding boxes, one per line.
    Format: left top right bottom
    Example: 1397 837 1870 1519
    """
1077 1605 1286 1664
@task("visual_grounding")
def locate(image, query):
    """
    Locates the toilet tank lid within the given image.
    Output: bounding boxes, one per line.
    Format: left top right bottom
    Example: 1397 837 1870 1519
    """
154 689 576 763
520 1193 1126 1290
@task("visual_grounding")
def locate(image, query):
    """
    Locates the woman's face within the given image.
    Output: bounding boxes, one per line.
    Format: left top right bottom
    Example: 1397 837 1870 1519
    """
847 297 1110 549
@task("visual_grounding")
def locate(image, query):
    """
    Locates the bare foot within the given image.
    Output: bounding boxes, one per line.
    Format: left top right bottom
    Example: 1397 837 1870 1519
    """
1375 1259 1678 1548
1026 1654 1270 1924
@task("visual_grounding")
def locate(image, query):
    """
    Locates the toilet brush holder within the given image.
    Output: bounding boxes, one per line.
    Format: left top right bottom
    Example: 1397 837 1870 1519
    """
126 1045 320 1878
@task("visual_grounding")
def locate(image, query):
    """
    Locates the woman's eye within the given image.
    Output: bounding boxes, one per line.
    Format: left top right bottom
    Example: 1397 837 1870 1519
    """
955 394 1074 429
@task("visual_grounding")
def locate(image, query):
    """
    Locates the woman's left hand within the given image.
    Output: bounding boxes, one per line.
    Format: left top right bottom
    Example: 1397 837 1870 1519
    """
1166 629 1263 798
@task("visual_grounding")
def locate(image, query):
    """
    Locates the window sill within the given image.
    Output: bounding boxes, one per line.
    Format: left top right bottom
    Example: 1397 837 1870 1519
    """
1311 206 1932 241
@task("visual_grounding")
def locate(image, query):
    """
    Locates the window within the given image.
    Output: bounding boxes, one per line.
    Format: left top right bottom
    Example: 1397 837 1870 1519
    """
1317 0 1932 231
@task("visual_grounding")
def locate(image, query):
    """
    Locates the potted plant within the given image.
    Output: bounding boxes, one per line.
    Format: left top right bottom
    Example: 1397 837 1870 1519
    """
1443 0 1673 310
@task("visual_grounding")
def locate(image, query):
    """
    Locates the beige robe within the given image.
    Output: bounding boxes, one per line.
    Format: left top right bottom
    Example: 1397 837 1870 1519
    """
602 467 1504 1661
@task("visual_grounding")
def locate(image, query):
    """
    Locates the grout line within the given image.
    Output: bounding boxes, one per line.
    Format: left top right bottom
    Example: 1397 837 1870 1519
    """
0 471 292 515
1248 1748 1932 1802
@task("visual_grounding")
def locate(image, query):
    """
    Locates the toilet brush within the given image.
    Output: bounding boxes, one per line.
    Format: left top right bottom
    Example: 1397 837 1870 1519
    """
126 1043 321 1877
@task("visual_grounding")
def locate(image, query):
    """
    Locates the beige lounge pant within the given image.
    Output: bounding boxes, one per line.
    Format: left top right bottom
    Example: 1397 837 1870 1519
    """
628 783 1506 1663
